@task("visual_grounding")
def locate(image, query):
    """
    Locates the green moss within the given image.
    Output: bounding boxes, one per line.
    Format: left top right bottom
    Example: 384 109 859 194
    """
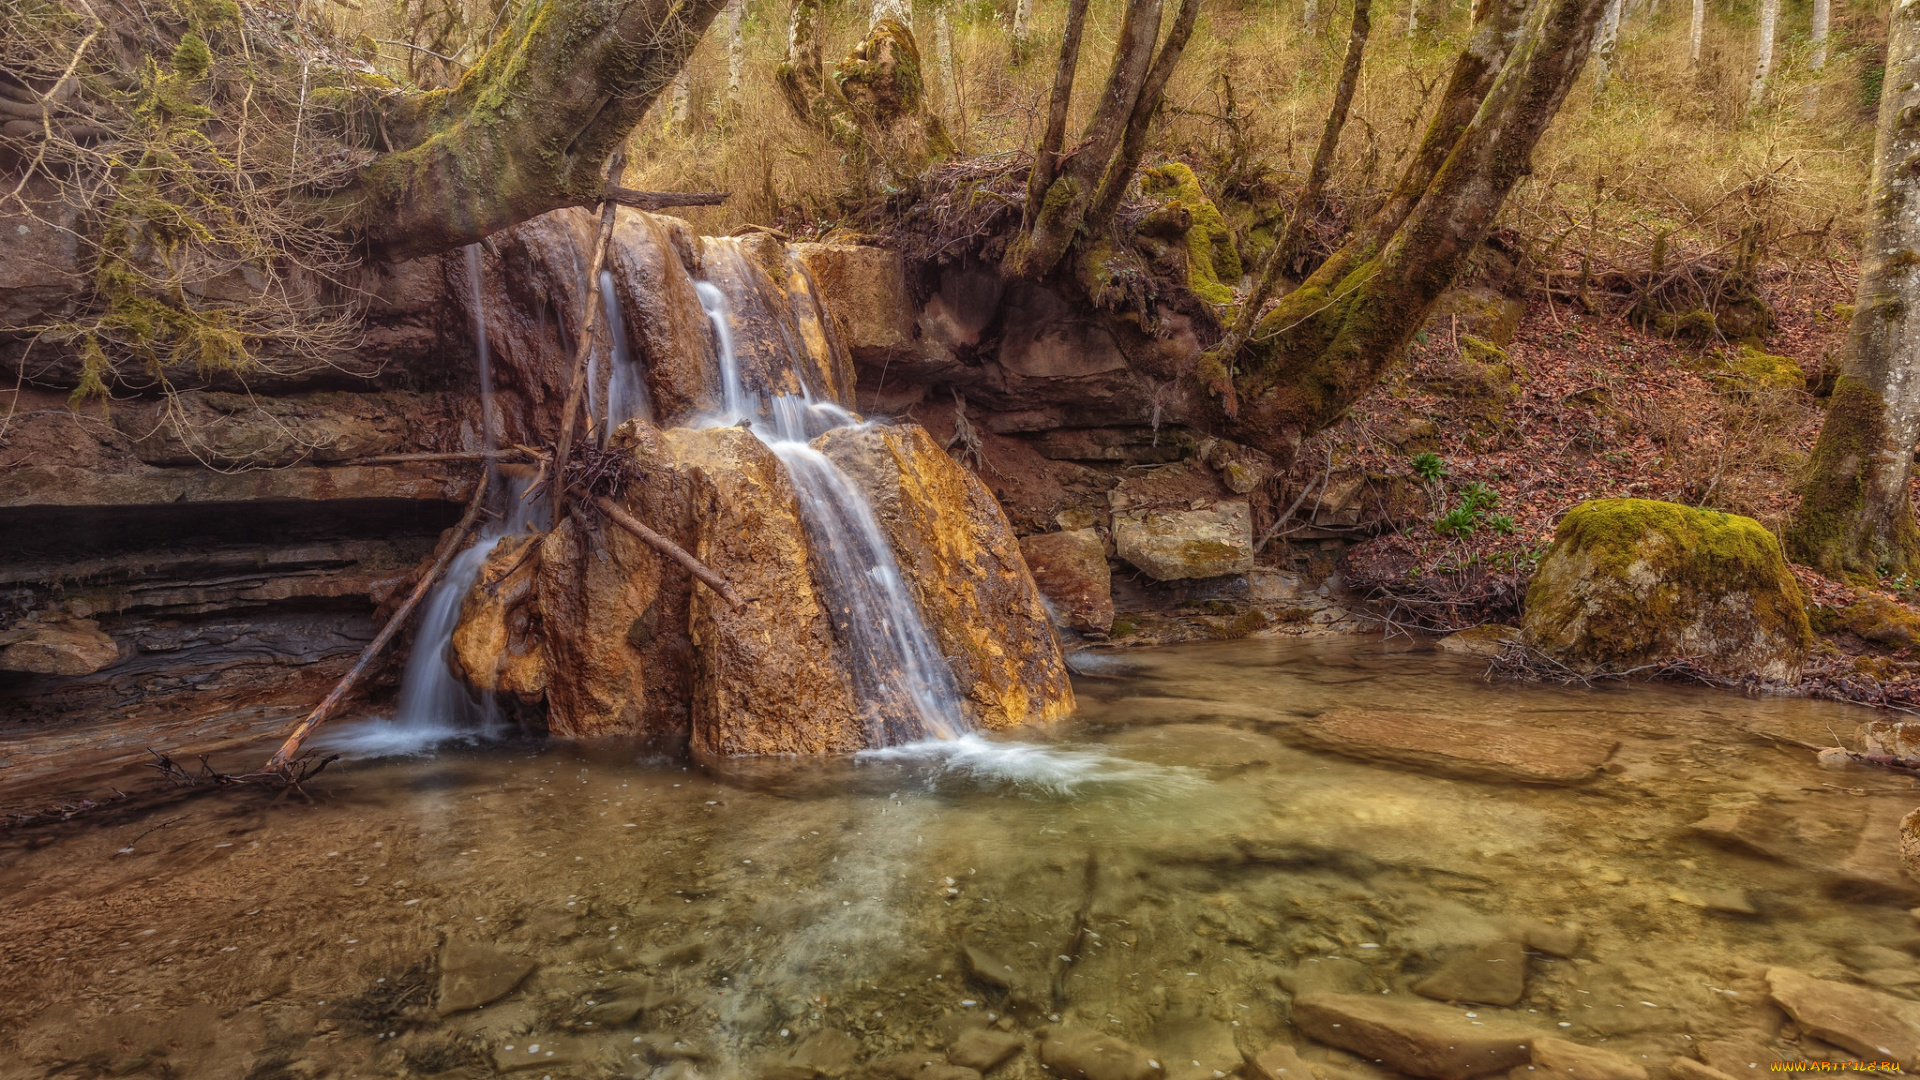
1138 163 1241 309
1810 592 1920 648
1523 498 1812 677
171 32 210 78
1109 618 1138 638
1710 344 1806 393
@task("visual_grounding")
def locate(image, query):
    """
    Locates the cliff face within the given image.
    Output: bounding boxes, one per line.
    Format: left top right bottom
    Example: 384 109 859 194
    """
0 205 1364 732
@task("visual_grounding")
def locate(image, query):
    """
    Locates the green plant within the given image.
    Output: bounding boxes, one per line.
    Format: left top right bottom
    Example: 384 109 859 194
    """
1432 481 1505 538
1411 452 1447 482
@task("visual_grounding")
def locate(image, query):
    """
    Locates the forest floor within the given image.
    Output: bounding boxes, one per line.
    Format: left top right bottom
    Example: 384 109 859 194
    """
1314 264 1920 714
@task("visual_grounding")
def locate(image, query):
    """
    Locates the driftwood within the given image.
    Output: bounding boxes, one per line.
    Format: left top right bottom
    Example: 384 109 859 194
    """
550 149 627 524
590 493 744 607
264 468 492 773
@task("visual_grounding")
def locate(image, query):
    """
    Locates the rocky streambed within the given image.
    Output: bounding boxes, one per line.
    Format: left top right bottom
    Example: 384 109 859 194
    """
1 637 1914 1079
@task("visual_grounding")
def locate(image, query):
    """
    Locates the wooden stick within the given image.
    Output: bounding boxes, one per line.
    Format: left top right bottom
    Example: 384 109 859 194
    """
591 494 744 607
551 147 628 525
264 469 491 773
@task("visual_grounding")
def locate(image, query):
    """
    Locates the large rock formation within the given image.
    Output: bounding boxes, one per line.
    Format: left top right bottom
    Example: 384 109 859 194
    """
1522 499 1812 681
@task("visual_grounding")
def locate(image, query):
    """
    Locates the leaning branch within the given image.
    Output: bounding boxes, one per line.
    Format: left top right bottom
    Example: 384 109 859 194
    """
264 468 491 773
590 493 744 607
550 149 627 524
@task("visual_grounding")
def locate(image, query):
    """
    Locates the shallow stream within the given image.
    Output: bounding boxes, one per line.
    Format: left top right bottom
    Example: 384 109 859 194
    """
2 637 1915 1079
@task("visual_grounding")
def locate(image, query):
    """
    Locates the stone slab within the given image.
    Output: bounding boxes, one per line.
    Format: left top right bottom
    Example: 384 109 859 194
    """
1282 709 1618 785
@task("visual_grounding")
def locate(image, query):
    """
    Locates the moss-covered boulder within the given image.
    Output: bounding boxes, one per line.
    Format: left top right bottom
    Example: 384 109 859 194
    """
1708 345 1806 394
1136 163 1242 308
1522 499 1812 681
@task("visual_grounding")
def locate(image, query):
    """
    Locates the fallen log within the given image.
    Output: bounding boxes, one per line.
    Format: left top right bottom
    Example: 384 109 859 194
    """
589 493 744 608
601 186 729 211
263 468 492 774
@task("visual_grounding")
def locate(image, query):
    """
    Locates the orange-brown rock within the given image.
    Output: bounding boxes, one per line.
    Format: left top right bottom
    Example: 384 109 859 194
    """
604 209 721 427
661 425 869 756
529 514 664 737
450 533 548 701
1018 528 1114 634
817 423 1073 730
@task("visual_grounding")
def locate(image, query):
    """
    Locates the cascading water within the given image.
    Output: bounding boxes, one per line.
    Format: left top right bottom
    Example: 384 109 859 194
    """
600 269 653 437
343 248 543 751
693 247 969 744
463 244 497 452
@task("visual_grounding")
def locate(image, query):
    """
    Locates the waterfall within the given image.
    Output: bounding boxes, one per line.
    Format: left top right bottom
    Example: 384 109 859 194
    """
692 262 969 744
463 245 497 453
601 269 653 436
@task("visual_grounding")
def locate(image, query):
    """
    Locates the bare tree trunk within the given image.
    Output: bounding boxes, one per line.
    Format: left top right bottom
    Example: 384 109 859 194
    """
1013 0 1036 57
1209 0 1372 368
1688 0 1704 71
1214 0 1612 453
668 68 692 129
1592 0 1622 88
1305 0 1321 32
1006 0 1166 278
727 0 747 110
873 0 912 26
1024 0 1091 224
1748 0 1778 112
1787 0 1920 579
936 5 960 109
1811 0 1830 69
1406 0 1420 36
1085 0 1203 234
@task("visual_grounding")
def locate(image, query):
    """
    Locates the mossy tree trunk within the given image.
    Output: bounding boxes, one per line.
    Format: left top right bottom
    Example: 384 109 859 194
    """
1003 0 1201 280
1199 0 1605 462
1785 0 1920 580
343 0 732 261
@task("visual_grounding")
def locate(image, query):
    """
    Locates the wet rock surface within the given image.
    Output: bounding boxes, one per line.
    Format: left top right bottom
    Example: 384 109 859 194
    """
1038 1028 1162 1080
1018 529 1114 635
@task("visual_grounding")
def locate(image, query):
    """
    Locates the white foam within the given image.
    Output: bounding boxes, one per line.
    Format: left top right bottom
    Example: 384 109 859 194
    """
856 734 1199 798
312 716 499 759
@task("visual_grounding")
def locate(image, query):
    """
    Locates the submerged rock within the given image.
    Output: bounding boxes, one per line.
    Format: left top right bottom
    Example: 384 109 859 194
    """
1411 940 1529 1006
1018 528 1114 634
947 1029 1024 1073
1281 709 1618 785
1521 499 1811 681
1764 967 1920 1067
1436 625 1519 659
1038 1028 1162 1080
436 939 535 1016
1290 993 1534 1080
1527 1038 1647 1080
